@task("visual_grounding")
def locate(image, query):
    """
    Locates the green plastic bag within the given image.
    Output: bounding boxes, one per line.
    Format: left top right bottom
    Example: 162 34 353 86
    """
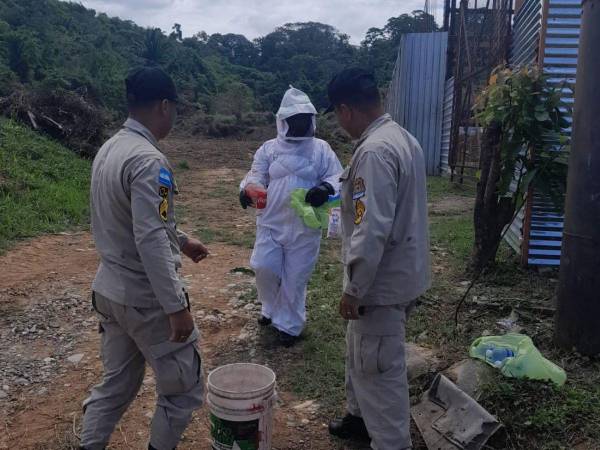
469 333 567 386
290 189 340 229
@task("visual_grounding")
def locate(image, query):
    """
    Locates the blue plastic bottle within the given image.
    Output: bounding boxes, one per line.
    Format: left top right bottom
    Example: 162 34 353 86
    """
485 346 515 367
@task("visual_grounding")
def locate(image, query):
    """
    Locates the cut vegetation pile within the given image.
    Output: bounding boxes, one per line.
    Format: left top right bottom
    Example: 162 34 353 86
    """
0 89 107 157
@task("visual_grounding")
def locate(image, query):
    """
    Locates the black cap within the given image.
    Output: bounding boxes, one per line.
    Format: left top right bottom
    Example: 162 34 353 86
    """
125 66 178 106
325 68 379 113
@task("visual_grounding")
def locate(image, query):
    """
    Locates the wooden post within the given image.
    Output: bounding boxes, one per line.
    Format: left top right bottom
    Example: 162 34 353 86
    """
554 0 600 355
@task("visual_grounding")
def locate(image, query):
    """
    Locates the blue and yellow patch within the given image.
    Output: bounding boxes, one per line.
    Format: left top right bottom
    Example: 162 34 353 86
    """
352 177 366 200
159 186 169 222
159 167 172 188
158 167 171 222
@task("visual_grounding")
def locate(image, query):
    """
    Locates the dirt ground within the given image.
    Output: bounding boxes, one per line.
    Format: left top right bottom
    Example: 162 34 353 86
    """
0 134 368 450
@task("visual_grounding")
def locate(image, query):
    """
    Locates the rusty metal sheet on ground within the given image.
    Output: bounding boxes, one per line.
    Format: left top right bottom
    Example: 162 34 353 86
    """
411 374 501 450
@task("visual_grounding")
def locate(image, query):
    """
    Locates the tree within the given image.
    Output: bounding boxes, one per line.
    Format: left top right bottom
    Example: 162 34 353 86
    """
359 10 437 85
139 28 168 65
193 31 209 43
470 66 570 271
207 33 258 67
170 23 183 42
211 81 255 121
7 30 40 83
255 22 357 110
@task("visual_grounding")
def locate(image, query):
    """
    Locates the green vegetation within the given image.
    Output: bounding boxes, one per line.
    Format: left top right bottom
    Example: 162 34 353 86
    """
0 119 90 251
426 176 474 202
291 240 346 408
177 160 190 170
194 218 255 249
360 11 438 86
430 215 474 265
481 374 600 449
471 66 570 270
0 0 436 115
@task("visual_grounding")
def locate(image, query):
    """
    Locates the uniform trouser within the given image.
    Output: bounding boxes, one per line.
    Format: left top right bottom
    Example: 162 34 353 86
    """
250 226 321 336
345 304 413 450
81 293 204 450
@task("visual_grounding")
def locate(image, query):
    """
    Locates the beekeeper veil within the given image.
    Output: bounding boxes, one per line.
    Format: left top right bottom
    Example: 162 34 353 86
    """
276 85 317 140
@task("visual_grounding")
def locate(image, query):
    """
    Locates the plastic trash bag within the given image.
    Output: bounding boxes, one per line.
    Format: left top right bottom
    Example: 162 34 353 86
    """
290 189 340 230
469 333 567 386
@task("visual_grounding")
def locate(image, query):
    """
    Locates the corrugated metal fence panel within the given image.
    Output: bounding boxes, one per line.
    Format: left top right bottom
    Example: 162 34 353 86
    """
527 0 581 266
504 0 543 256
511 0 543 66
385 32 448 175
440 77 454 175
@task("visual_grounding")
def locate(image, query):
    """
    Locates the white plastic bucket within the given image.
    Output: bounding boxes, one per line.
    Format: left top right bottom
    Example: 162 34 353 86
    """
207 363 277 450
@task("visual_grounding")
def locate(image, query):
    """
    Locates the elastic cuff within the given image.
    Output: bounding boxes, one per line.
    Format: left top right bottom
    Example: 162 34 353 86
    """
322 182 335 195
178 233 189 251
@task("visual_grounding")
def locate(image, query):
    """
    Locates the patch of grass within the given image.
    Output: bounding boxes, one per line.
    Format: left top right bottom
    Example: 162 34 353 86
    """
194 220 254 249
480 373 600 449
207 184 238 200
0 120 90 252
430 214 474 267
177 160 190 170
427 176 475 202
230 267 255 276
289 240 347 411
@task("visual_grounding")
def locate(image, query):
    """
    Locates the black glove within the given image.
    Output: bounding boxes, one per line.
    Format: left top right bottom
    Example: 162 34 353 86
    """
239 190 252 209
305 182 334 207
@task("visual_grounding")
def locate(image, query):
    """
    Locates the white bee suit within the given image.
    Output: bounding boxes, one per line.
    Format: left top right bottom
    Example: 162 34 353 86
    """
241 87 342 336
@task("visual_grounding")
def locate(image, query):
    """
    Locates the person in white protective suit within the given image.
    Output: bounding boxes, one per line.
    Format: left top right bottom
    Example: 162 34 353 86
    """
239 86 343 347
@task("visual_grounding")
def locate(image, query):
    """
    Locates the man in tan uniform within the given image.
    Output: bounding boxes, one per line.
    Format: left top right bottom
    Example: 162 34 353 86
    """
80 67 208 450
326 68 431 450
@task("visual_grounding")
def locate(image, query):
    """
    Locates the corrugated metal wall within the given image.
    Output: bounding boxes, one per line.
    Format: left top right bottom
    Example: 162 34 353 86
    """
504 0 543 255
512 0 543 66
506 0 581 266
440 77 454 175
386 32 448 175
528 0 580 266
504 0 542 254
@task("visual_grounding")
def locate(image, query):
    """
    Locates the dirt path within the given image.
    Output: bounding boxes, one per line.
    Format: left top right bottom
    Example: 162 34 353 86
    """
0 135 355 450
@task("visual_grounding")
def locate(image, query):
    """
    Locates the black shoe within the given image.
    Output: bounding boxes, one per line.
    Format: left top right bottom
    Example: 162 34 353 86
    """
257 315 272 326
328 413 370 440
278 330 299 347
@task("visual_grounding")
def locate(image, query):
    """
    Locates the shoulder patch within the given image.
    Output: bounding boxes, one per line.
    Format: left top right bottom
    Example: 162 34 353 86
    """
353 177 366 200
159 186 169 222
354 199 366 225
159 167 172 188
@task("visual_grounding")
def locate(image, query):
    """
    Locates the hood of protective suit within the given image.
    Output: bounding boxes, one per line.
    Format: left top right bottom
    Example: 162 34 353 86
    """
276 86 317 141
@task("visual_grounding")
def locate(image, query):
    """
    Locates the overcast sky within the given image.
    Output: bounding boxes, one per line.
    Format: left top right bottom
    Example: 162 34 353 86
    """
75 0 442 44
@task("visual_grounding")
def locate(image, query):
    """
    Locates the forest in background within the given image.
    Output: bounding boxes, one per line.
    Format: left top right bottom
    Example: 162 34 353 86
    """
0 0 437 119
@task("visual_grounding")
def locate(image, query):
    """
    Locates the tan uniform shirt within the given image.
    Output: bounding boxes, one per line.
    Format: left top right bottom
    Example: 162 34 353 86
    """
91 118 188 314
341 114 431 307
